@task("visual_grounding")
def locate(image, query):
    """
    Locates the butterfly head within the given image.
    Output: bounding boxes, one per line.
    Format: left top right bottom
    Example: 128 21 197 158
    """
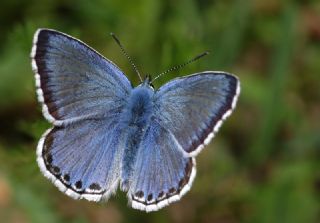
141 74 154 89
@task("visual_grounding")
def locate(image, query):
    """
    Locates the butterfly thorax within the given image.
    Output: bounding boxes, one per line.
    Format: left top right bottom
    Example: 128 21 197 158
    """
121 85 154 127
119 85 155 191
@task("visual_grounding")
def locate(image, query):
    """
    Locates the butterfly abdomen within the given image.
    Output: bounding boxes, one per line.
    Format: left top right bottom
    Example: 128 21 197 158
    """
119 86 155 191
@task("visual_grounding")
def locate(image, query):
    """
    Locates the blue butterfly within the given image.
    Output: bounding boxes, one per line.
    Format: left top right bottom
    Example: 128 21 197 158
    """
31 29 240 212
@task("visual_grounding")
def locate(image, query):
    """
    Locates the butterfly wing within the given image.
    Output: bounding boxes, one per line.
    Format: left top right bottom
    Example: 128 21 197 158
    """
31 29 132 201
31 29 132 126
153 71 240 156
37 119 123 201
128 120 196 212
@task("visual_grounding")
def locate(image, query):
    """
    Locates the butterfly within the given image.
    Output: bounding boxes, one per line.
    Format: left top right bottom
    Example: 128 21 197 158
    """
31 28 240 212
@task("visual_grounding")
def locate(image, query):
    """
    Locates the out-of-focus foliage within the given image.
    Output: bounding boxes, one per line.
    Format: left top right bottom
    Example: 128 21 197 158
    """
0 0 319 222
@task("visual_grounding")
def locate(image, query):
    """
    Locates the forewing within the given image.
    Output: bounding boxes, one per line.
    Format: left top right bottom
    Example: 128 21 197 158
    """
31 29 132 125
37 118 123 201
128 120 196 212
154 71 240 156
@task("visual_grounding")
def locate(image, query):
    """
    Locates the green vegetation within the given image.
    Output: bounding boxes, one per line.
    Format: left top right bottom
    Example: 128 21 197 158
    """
0 0 319 222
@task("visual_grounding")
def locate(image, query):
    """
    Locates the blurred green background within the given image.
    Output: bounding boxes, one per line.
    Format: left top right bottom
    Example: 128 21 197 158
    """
0 0 319 222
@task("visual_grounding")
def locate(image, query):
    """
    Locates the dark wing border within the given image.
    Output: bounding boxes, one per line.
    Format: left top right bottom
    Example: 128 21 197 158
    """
129 158 196 212
31 28 129 126
155 71 240 157
36 128 119 202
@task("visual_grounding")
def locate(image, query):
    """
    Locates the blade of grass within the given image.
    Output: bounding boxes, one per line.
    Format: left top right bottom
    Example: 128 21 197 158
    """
246 4 297 165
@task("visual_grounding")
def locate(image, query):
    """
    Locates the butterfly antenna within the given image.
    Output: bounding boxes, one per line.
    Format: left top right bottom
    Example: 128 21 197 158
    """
110 33 143 82
151 51 210 83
